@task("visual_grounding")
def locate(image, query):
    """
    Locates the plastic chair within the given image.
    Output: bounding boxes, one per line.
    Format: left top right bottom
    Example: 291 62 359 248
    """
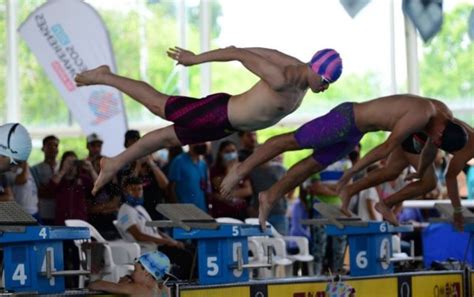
112 220 156 255
245 218 314 276
65 219 140 264
65 220 137 286
216 217 291 278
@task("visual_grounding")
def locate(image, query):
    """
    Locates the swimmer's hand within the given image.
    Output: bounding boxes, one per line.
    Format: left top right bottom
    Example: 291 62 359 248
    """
167 47 197 66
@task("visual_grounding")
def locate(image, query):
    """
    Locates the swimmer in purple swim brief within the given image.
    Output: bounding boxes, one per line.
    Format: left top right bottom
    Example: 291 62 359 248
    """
220 94 468 231
75 45 343 195
294 102 363 167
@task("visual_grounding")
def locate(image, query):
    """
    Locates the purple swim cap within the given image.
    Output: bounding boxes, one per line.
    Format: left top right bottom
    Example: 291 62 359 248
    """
309 49 343 83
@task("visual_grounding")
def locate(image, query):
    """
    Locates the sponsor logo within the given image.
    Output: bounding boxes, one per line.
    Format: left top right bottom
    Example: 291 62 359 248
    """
432 282 461 297
88 89 121 124
35 14 88 89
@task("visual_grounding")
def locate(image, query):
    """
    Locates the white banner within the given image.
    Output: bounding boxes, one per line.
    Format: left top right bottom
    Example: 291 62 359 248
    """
19 0 127 156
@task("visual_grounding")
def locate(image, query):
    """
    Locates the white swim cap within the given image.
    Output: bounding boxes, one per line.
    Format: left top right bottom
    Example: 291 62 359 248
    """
0 123 32 163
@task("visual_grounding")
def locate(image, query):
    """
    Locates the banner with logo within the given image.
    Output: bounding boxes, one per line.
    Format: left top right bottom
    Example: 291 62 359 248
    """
19 0 127 156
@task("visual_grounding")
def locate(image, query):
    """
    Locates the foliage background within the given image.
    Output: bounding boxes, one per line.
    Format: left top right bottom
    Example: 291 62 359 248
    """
0 1 471 167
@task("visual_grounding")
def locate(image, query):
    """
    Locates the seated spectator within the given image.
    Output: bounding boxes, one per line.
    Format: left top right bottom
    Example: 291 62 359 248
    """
88 251 171 296
116 176 194 279
118 130 169 220
210 141 252 220
50 151 97 225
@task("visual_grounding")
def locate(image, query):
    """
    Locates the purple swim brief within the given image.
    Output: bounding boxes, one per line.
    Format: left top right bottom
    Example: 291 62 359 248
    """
294 102 363 166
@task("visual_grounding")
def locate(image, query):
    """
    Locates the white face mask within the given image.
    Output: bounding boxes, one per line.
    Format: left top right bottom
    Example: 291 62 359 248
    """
223 151 238 162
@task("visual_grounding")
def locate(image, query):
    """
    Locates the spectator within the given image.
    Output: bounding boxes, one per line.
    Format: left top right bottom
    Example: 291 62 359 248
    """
424 150 449 199
356 164 382 221
347 143 362 213
309 157 351 275
467 159 474 200
288 184 311 275
85 133 103 174
116 176 194 279
31 135 60 225
124 129 141 148
133 155 169 220
118 129 145 186
238 131 257 161
87 179 122 240
118 130 169 220
248 155 289 235
6 162 40 221
168 143 210 212
0 173 13 201
210 141 252 220
50 151 97 225
162 146 183 176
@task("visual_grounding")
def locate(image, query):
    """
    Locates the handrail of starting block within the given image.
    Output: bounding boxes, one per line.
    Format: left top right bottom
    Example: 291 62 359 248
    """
234 245 273 270
429 203 474 223
41 249 91 279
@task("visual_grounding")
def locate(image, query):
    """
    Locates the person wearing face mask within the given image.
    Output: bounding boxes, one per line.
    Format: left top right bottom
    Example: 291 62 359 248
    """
116 176 194 280
210 141 252 220
167 142 210 212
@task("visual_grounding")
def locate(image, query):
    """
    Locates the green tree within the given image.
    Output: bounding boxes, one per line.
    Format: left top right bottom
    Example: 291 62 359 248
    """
420 4 473 100
0 1 6 122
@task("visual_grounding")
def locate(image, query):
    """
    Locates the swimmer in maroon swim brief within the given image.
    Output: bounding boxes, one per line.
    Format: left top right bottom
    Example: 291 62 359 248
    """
164 92 237 145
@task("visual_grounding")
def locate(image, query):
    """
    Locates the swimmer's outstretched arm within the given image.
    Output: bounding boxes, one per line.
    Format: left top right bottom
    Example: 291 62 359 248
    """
244 47 303 66
409 140 437 179
88 280 141 295
168 46 287 89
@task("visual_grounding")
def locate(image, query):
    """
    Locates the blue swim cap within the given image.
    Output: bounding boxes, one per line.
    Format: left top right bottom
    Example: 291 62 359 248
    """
138 251 171 281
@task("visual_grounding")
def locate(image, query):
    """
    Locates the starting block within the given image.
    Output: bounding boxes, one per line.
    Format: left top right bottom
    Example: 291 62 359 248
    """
147 204 271 285
430 203 474 262
0 201 90 294
302 203 414 277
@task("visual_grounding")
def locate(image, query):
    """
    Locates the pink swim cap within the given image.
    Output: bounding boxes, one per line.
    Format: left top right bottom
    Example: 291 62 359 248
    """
309 49 343 83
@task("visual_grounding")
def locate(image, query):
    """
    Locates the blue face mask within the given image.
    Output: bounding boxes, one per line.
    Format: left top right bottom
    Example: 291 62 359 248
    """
223 151 238 162
125 194 144 207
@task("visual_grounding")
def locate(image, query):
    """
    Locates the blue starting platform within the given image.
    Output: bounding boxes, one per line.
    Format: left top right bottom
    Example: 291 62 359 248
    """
148 204 271 285
303 203 415 277
0 201 90 294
